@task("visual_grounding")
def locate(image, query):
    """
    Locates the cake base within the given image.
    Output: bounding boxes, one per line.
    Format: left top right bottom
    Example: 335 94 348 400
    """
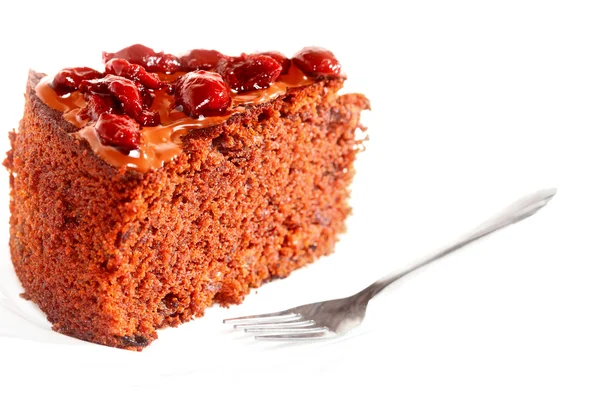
4 71 369 350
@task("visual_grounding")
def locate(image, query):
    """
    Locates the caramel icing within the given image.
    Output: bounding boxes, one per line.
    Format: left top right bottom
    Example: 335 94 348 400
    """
35 65 314 172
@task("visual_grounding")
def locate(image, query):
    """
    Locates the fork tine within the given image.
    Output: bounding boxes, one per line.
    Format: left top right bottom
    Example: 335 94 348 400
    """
231 315 302 328
254 329 331 341
243 322 318 333
223 311 298 324
234 319 314 330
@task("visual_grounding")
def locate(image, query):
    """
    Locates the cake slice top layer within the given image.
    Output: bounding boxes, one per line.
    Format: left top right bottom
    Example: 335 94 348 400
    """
34 44 345 172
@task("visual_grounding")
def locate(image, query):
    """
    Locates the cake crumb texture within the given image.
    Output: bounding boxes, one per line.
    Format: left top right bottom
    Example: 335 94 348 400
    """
5 72 369 350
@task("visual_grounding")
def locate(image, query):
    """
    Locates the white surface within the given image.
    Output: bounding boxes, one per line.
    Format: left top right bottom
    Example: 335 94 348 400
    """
0 0 599 398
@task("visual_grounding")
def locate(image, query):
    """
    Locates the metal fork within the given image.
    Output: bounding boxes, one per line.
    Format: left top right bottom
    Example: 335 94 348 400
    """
223 188 557 341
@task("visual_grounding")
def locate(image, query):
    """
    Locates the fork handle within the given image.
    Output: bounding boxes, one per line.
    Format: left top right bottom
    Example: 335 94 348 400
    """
359 188 557 299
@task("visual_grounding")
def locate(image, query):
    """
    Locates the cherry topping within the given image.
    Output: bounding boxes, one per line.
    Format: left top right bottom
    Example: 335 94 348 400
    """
94 113 141 152
180 49 228 71
257 51 290 74
174 71 231 118
80 75 143 120
46 45 346 156
105 58 163 89
79 75 159 126
137 110 161 127
51 67 103 95
292 47 342 77
103 44 181 74
79 94 116 121
135 82 156 109
217 54 282 92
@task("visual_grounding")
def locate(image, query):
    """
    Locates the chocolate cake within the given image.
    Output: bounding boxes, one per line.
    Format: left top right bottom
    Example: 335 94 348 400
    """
4 45 369 350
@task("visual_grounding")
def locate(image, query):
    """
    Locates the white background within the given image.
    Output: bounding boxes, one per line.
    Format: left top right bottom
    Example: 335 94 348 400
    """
0 0 599 398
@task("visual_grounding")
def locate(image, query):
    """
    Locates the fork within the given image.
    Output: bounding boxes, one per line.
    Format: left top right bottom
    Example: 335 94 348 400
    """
223 188 557 341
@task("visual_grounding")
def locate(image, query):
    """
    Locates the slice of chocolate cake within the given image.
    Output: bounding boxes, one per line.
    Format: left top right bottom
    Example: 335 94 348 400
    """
4 44 369 350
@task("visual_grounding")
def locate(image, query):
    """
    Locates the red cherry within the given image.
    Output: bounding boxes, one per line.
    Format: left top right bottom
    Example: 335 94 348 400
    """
292 47 342 77
217 54 282 92
80 75 143 119
180 49 228 71
80 75 159 126
103 44 181 74
174 71 232 118
257 51 290 74
94 113 141 151
79 94 116 121
137 110 160 127
51 67 103 95
105 58 163 89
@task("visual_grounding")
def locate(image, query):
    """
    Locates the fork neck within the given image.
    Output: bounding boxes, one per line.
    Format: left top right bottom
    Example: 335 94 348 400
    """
356 188 556 300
